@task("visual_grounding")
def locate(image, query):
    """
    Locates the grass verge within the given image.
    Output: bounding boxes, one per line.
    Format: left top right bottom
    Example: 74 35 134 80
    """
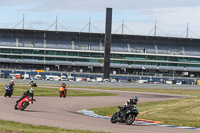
0 119 106 133
1 83 200 130
0 84 114 133
0 85 117 97
89 88 200 128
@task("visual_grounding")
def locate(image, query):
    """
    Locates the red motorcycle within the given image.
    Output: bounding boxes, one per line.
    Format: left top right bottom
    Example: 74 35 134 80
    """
59 87 67 98
14 96 35 111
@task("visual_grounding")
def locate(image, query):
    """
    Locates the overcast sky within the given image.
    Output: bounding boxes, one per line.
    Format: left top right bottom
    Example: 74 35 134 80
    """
1 0 200 38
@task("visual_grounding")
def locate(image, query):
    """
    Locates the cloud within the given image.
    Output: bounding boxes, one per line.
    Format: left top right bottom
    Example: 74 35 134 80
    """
1 0 200 12
1 0 200 37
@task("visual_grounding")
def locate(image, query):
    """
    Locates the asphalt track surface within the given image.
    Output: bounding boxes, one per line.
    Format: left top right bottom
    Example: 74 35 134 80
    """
0 88 199 133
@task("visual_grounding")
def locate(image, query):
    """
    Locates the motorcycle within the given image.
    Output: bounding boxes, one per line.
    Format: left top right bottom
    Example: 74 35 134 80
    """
59 87 67 98
14 96 36 111
29 82 37 87
110 104 139 125
4 85 13 97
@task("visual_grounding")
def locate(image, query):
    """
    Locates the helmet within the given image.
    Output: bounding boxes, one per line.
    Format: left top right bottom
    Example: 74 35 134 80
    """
62 82 66 87
30 88 34 93
132 96 138 103
11 80 14 84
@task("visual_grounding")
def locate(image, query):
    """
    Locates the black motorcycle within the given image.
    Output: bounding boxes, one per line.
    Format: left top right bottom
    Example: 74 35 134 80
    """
110 105 139 125
29 82 37 87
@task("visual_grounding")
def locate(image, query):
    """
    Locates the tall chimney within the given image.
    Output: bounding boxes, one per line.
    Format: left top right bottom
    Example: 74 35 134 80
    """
103 8 112 79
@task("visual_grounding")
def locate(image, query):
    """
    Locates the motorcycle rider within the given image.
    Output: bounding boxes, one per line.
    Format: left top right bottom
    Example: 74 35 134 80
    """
124 96 138 107
30 80 36 85
59 82 67 97
16 88 35 104
119 96 138 118
5 83 14 97
61 82 67 91
6 80 15 94
30 80 34 84
8 80 15 89
61 81 66 88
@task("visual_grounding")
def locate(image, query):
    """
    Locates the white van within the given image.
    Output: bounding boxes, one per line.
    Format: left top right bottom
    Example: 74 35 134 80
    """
24 74 30 80
60 76 67 81
68 76 74 81
75 77 82 82
96 77 103 82
34 75 42 80
46 75 55 81
138 80 148 84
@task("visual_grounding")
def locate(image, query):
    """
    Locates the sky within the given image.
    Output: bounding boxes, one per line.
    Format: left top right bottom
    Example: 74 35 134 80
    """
1 0 200 38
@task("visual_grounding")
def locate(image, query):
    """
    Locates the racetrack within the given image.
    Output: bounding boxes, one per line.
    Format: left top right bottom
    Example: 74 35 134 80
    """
0 88 199 133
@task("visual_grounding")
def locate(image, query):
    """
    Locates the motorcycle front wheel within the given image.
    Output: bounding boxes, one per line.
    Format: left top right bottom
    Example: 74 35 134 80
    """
125 114 135 125
14 103 18 110
110 112 118 123
20 102 29 111
4 90 8 97
8 91 12 97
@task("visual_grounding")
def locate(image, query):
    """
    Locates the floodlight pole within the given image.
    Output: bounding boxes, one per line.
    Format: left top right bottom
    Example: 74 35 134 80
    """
89 17 91 33
122 19 124 34
154 21 157 36
23 14 25 30
186 23 189 38
56 16 58 32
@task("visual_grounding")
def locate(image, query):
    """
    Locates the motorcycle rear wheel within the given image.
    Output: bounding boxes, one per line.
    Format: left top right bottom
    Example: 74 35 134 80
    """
110 112 118 123
64 91 66 98
125 114 135 125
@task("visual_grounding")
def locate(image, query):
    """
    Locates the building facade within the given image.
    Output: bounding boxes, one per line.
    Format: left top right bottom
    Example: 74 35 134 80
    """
0 29 200 77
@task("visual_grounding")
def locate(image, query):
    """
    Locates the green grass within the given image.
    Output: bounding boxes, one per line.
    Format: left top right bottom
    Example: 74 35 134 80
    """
1 83 200 130
0 84 114 133
90 88 200 128
69 86 200 96
0 119 106 133
0 85 117 97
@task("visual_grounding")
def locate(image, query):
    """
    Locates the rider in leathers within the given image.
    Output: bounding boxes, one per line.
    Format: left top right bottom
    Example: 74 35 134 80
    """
16 88 34 104
119 96 138 118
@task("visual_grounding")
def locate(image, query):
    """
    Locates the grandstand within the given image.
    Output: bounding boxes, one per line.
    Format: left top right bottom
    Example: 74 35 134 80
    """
0 28 200 77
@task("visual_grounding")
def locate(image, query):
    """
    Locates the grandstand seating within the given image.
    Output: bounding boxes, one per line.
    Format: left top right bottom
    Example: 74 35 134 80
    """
0 37 16 46
46 39 72 49
129 43 156 54
1 36 200 57
19 38 44 48
111 42 128 52
75 41 100 51
184 45 200 56
157 44 183 55
1 35 200 73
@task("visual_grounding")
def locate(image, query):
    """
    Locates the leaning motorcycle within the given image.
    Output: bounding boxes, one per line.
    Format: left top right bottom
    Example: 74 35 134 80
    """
110 105 139 125
29 82 37 87
4 85 13 97
14 96 36 111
